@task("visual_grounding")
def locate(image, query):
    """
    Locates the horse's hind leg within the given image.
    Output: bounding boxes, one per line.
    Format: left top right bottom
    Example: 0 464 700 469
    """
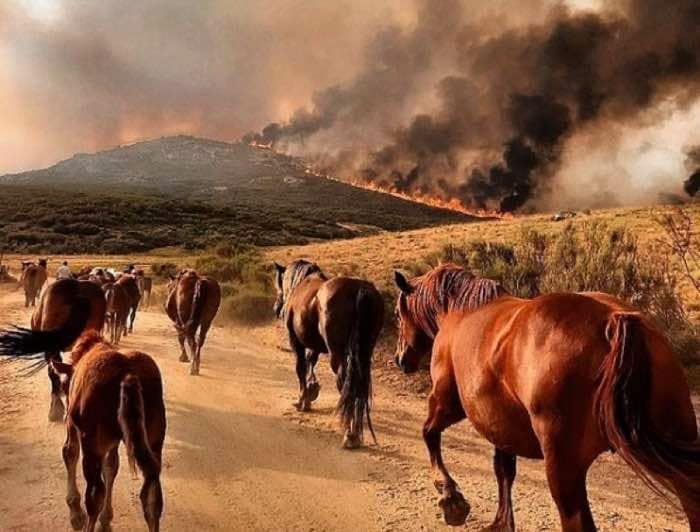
82 443 106 532
482 449 517 532
177 330 188 362
63 422 86 531
541 442 596 532
424 375 469 526
98 446 119 532
191 322 210 376
305 350 321 402
289 333 310 411
48 353 66 422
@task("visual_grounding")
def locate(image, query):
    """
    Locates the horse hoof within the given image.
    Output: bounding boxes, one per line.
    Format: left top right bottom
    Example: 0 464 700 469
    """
179 354 189 363
342 433 361 450
190 366 199 376
480 523 513 532
97 522 113 532
439 492 470 526
306 382 321 402
293 399 311 412
70 511 86 531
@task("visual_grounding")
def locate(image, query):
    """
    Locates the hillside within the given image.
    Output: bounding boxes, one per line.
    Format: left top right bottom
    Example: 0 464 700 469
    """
0 136 480 253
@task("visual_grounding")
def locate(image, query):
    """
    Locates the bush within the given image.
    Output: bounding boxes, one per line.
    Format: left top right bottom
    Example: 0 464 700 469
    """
151 262 179 279
410 221 698 365
220 290 275 326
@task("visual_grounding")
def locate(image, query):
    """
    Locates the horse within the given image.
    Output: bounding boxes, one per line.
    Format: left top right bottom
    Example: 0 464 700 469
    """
103 282 130 344
165 269 221 376
393 264 700 531
0 330 165 532
0 278 107 421
135 269 153 309
273 259 384 449
19 258 48 307
116 274 141 334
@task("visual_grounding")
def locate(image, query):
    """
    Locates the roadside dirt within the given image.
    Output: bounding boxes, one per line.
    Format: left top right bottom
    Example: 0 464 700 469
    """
0 286 696 531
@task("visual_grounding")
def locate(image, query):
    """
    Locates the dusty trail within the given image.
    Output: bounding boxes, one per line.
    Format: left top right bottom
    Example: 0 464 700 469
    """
0 285 696 531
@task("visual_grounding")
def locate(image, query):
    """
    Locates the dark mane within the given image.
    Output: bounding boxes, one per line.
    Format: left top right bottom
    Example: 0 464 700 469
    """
406 264 506 338
281 259 326 316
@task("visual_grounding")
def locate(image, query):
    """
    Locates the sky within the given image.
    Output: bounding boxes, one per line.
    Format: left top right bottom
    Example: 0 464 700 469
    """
1 0 699 210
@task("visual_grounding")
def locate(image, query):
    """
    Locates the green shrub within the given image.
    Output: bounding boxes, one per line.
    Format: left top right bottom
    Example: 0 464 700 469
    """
151 262 179 279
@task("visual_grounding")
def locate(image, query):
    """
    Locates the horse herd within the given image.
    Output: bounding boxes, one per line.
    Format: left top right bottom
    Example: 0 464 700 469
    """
1 258 699 532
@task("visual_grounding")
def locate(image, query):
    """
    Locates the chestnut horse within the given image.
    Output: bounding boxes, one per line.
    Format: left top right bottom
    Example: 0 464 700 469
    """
103 282 129 344
0 278 106 421
273 259 384 448
394 264 699 531
116 274 141 334
0 330 165 531
165 269 221 375
19 258 48 307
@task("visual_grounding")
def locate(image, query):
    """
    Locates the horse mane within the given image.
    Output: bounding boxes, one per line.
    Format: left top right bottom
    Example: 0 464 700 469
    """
71 331 108 364
406 264 506 338
281 259 326 317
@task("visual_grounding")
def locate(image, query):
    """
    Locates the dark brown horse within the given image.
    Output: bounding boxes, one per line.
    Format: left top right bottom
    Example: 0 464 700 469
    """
165 269 221 375
1 330 165 532
394 265 700 531
273 259 384 448
103 282 129 344
116 274 141 334
19 258 48 307
1 278 107 421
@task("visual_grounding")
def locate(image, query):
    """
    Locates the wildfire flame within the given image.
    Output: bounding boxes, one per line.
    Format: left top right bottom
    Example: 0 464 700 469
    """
248 142 507 219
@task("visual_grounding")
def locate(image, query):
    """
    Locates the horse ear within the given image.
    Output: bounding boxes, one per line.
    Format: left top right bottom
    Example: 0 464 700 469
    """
273 262 285 274
394 270 414 295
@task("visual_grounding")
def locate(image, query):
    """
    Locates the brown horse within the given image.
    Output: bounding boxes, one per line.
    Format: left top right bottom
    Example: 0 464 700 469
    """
103 282 129 344
165 269 221 375
1 330 165 531
273 259 384 448
1 278 107 421
19 258 48 307
394 264 700 531
116 274 141 334
135 270 153 309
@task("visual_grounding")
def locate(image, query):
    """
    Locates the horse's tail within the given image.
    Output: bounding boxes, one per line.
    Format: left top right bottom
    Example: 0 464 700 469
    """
118 374 160 477
337 286 380 444
595 312 700 516
0 296 91 363
184 279 207 335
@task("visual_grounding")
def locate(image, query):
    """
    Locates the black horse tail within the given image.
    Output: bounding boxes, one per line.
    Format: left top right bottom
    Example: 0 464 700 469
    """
337 286 381 444
0 296 91 366
184 279 207 336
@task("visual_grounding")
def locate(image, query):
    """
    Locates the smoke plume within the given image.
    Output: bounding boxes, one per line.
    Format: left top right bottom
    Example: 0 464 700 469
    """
255 0 700 211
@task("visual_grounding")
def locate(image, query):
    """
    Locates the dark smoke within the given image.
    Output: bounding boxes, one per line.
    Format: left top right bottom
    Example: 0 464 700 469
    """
685 145 700 196
255 0 700 211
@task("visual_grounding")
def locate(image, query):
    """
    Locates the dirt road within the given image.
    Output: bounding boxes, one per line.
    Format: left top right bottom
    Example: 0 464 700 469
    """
0 286 695 531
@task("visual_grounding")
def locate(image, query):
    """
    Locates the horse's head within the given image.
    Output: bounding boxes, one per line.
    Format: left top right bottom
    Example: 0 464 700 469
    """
38 258 47 269
49 360 74 396
393 270 432 374
272 262 286 318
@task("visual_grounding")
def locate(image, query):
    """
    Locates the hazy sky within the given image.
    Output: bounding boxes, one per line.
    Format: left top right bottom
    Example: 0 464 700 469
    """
1 0 698 212
0 0 602 174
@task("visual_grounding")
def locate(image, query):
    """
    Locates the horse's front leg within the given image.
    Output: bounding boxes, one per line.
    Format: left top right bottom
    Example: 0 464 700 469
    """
423 379 469 526
483 448 517 531
63 421 85 531
47 352 66 422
